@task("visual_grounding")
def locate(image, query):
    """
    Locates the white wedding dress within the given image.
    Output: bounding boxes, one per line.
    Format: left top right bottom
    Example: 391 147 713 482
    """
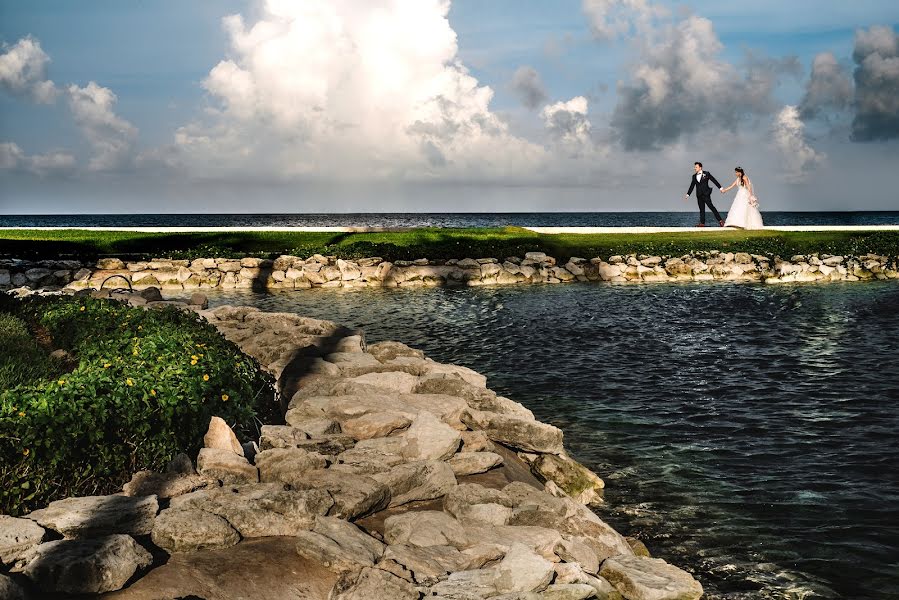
724 184 764 229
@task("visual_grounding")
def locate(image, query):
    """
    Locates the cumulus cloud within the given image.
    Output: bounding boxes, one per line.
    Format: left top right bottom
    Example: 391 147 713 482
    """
850 26 899 141
0 141 75 176
67 82 138 171
543 96 591 147
0 36 58 103
510 66 547 110
610 16 798 151
773 105 825 182
799 52 853 120
173 0 544 182
581 0 665 41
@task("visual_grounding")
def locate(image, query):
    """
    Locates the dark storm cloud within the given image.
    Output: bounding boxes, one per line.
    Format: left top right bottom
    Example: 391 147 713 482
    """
850 26 899 142
509 66 548 110
798 52 853 120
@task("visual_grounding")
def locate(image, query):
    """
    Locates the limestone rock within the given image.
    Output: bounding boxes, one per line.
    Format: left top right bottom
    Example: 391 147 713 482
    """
531 454 604 505
123 470 214 500
27 494 158 538
469 525 562 562
429 567 501 598
23 534 152 594
330 567 419 600
460 430 496 452
349 371 420 393
0 574 27 600
556 536 600 574
541 583 601 599
367 341 425 362
402 411 461 461
380 544 469 585
151 508 239 553
0 515 45 566
196 447 259 484
290 469 391 519
449 451 504 476
170 483 333 538
335 436 408 474
444 484 515 526
342 412 412 440
374 460 457 507
384 511 469 549
254 447 328 485
600 555 703 600
494 543 554 594
462 409 564 454
555 563 623 599
294 516 385 572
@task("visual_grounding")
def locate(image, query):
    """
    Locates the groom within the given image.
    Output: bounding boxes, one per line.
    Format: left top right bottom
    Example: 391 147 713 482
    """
685 162 725 227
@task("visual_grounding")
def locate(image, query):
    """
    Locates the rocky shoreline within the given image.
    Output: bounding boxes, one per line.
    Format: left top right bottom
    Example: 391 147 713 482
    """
1 250 897 292
1 290 704 599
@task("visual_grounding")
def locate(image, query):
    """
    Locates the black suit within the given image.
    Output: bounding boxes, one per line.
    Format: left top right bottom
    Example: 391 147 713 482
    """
687 171 723 225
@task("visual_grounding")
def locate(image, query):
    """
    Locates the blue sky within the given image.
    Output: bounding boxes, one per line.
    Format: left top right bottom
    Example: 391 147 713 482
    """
1 0 898 213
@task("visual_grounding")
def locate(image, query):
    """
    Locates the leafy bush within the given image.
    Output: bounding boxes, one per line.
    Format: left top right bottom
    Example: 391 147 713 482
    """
0 294 275 515
0 312 66 390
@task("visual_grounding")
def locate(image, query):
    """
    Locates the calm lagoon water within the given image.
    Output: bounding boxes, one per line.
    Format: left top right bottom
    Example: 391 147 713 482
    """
201 282 899 599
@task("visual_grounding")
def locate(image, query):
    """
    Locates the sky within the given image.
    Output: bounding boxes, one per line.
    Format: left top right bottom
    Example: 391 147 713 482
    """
1 0 898 214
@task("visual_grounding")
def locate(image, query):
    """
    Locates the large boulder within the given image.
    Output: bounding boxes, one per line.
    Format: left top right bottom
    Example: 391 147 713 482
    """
367 341 425 362
0 574 27 600
203 416 244 456
342 412 412 440
448 451 504 476
196 447 259 484
330 566 419 600
27 494 158 538
348 371 420 393
294 516 385 572
467 525 562 562
494 543 554 594
383 511 469 549
169 483 333 538
290 469 391 519
401 411 461 461
151 508 240 553
531 453 604 506
379 544 469 585
374 460 457 507
599 555 703 600
123 470 215 500
335 437 408 474
0 515 45 566
254 447 329 485
443 484 516 526
23 534 153 594
462 409 563 454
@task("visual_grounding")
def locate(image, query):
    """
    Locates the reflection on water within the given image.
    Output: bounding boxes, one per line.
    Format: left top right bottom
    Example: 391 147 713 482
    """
200 282 899 600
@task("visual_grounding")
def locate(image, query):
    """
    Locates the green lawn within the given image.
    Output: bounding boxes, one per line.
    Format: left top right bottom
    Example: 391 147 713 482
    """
1 227 898 262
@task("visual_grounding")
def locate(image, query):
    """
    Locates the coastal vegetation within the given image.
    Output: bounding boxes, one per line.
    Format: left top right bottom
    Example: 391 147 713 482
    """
0 294 274 516
2 227 899 262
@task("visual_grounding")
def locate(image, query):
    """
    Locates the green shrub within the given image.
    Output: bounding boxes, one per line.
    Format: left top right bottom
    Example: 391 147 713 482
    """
0 312 66 390
0 294 275 515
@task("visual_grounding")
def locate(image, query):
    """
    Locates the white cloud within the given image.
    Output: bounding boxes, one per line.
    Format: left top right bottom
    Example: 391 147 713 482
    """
172 0 544 183
0 36 58 103
67 82 138 171
581 0 666 41
773 105 825 182
611 16 798 150
543 96 591 147
0 141 75 176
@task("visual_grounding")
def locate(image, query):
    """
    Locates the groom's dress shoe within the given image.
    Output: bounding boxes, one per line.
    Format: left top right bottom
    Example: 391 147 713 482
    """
696 223 706 227
718 220 725 227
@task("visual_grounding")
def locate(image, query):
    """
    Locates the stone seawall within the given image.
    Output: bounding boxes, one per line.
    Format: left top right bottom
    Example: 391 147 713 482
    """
1 295 704 599
1 251 897 292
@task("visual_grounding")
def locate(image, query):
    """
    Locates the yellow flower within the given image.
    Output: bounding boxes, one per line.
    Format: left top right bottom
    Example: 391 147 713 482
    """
203 374 210 381
126 378 134 386
22 448 29 456
191 359 198 365
138 325 142 330
221 394 229 401
150 389 156 396
79 306 85 311
191 355 198 361
104 363 111 368
18 411 25 417
58 379 65 385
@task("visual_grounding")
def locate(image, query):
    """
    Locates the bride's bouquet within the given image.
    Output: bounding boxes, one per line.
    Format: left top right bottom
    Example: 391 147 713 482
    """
749 194 760 208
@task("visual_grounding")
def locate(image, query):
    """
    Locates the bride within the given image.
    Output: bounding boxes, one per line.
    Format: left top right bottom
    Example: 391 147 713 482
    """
721 167 763 229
